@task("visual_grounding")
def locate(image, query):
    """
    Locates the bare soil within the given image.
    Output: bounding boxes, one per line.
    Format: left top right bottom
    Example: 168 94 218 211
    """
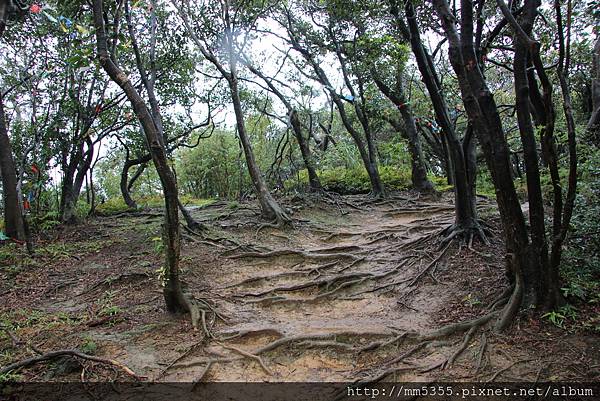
1 192 598 385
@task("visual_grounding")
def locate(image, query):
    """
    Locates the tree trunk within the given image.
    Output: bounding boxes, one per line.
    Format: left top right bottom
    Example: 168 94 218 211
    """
290 110 322 191
589 35 600 136
398 106 434 192
431 0 568 329
372 75 433 192
400 1 480 237
120 154 151 209
61 138 95 223
93 0 190 315
177 199 204 231
228 74 289 223
120 159 138 209
0 95 26 241
511 0 550 307
284 22 384 196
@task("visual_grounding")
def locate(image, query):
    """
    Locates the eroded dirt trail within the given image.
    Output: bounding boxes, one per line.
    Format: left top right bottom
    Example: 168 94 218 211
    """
161 196 458 381
2 194 597 385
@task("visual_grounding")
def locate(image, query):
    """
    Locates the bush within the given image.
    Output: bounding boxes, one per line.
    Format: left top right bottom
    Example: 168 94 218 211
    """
95 195 215 216
560 147 600 307
287 166 413 194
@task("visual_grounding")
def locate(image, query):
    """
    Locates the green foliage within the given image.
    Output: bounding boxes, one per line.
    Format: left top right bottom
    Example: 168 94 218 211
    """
0 371 22 383
542 310 567 328
177 130 249 199
81 337 97 355
289 166 413 194
151 236 164 255
95 198 134 215
95 195 214 216
542 305 578 329
462 293 482 308
560 147 600 308
429 175 453 192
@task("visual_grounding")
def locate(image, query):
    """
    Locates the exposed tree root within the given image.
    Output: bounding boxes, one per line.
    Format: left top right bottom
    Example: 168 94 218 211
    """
475 332 488 372
238 259 414 303
407 242 451 286
171 331 394 372
0 349 143 379
384 205 455 217
495 255 523 332
76 272 150 297
218 342 272 375
158 341 208 379
440 221 492 247
228 248 362 262
443 325 478 368
356 310 502 383
223 270 307 289
181 296 226 334
238 271 374 299
357 333 408 353
217 327 285 342
1 327 43 355
487 359 533 382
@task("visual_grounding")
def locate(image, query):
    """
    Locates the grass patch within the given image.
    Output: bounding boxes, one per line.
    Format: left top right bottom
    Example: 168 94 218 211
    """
95 196 215 216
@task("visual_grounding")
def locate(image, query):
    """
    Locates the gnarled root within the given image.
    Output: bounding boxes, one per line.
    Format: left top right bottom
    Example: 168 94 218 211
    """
440 220 492 248
0 349 142 379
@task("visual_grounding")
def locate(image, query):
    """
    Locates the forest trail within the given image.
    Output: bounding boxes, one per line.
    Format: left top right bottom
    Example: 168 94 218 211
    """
166 195 456 382
1 194 597 384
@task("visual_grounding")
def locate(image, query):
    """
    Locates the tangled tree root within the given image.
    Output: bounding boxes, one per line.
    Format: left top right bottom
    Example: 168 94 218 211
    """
440 221 493 248
0 349 143 379
228 246 364 262
76 272 151 297
172 193 513 383
354 309 503 384
184 296 226 335
171 330 397 381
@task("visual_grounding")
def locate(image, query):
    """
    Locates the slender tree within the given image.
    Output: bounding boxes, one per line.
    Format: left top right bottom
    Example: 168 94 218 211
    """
390 0 483 242
431 0 578 328
278 5 385 196
241 56 322 192
174 0 290 224
0 94 26 241
92 0 198 323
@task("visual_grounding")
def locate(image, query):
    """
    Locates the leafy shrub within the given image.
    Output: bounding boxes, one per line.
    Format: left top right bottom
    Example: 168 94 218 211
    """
288 166 413 194
95 197 132 215
428 175 453 192
95 195 214 215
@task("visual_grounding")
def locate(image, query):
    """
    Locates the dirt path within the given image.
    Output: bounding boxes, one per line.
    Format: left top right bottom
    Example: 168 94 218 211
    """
163 197 456 382
1 194 598 385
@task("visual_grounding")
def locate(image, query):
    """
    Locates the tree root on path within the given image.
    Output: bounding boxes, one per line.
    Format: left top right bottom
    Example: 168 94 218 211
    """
171 331 395 374
218 342 272 375
175 303 505 383
407 242 452 287
0 349 143 380
237 259 413 303
75 272 151 298
355 308 504 383
228 248 363 262
486 359 533 382
440 221 493 248
186 297 227 335
237 271 374 299
384 205 455 217
182 224 243 249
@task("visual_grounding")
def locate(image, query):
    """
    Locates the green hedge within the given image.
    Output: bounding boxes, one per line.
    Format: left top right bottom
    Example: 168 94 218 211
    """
287 167 450 194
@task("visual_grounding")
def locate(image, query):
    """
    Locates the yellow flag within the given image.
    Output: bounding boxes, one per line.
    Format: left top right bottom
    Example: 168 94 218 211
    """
76 24 89 35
